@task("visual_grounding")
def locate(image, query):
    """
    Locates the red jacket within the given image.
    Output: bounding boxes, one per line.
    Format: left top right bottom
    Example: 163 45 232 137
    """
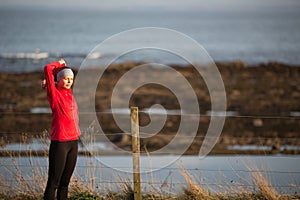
44 61 81 141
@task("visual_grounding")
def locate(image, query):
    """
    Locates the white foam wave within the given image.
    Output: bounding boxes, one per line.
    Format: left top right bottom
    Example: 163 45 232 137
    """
1 52 49 59
86 52 102 59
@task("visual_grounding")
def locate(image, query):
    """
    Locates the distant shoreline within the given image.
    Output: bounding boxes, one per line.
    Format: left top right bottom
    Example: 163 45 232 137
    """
0 61 300 155
0 59 300 74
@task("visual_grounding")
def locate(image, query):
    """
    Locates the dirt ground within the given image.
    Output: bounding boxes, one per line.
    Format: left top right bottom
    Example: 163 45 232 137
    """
1 61 300 154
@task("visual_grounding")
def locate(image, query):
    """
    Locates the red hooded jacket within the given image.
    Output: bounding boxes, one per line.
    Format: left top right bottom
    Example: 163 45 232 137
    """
44 61 81 141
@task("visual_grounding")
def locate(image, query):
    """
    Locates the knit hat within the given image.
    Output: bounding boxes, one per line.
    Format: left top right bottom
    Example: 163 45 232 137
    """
56 68 74 81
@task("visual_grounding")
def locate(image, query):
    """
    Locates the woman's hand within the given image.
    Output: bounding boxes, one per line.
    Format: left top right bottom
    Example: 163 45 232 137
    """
41 79 46 89
58 58 66 66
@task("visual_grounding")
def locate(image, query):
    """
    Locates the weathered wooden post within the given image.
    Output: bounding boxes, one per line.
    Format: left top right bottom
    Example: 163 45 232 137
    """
130 106 142 200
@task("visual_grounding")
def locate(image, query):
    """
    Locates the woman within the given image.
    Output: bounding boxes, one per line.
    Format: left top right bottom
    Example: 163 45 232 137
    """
42 59 81 200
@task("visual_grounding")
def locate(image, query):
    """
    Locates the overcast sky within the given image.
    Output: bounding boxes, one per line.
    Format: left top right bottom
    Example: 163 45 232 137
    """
0 0 223 10
1 0 296 12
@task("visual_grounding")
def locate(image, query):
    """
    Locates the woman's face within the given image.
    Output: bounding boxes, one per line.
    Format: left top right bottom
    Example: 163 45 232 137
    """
57 76 74 89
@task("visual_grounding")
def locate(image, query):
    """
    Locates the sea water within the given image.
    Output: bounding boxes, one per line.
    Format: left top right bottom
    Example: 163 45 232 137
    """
0 0 300 72
0 154 299 194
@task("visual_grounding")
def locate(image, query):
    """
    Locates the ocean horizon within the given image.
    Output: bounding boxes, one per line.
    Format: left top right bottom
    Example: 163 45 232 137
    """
0 0 300 72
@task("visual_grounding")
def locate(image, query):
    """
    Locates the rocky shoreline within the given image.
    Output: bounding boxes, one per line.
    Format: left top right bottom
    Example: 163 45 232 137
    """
0 61 300 154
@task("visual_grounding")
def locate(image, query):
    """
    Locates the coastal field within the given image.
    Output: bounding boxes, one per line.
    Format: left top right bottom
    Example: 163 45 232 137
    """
1 0 300 199
0 144 299 199
0 61 300 155
0 61 299 199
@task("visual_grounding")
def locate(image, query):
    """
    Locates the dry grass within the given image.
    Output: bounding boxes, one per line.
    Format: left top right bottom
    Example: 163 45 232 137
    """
177 163 297 200
0 134 49 198
250 167 279 200
0 136 299 199
178 166 213 200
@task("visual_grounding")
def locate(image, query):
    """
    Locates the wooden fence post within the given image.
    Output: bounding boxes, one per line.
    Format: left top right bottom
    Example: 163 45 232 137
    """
130 106 142 200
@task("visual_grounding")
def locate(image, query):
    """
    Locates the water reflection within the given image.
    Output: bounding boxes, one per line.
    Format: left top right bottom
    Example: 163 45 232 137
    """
0 154 299 194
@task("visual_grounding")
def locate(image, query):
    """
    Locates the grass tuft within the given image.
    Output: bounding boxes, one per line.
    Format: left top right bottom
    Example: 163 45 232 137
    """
68 191 103 200
250 168 279 200
178 166 213 200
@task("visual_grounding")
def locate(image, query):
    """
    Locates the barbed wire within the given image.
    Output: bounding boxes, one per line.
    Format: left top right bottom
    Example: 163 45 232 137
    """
1 177 299 189
1 178 299 188
1 163 300 175
1 147 299 192
1 111 300 119
1 130 300 140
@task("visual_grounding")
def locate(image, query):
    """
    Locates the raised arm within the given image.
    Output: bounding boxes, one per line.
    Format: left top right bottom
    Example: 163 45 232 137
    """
43 59 67 107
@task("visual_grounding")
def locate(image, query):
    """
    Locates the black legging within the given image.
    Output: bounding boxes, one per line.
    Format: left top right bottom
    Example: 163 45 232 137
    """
44 140 78 200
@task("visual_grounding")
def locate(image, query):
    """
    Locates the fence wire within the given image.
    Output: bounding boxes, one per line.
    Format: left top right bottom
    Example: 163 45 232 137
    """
0 110 299 195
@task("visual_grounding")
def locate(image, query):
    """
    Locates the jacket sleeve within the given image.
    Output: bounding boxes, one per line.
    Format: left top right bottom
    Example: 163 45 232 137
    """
44 61 66 108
